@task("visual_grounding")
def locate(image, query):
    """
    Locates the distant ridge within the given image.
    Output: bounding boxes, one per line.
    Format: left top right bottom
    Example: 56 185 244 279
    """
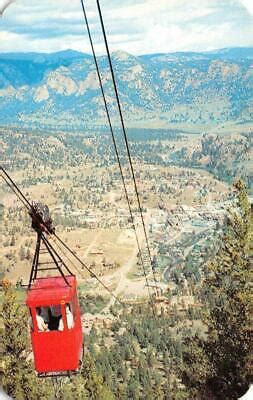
1 47 252 61
0 47 252 129
141 47 253 60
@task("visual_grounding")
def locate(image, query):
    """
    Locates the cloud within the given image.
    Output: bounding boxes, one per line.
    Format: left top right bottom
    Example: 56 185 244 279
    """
239 0 253 15
0 0 252 54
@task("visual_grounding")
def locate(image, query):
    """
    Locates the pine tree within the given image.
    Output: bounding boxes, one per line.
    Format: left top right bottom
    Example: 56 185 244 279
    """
151 370 164 399
204 180 251 398
25 248 31 260
10 235 15 246
180 335 214 399
80 353 114 400
181 180 251 399
19 246 25 261
61 375 89 399
114 382 128 400
127 374 140 400
1 280 52 399
163 380 189 400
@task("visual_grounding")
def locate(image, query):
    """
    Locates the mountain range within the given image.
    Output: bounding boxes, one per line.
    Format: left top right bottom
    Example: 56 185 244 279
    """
0 47 252 130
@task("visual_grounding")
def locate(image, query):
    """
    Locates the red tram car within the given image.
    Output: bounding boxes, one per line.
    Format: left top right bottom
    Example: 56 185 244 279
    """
1 171 85 377
26 275 83 376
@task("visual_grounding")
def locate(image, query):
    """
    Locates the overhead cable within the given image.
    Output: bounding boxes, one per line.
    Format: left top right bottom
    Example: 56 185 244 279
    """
1 166 31 211
0 167 123 305
95 0 159 296
53 232 123 304
80 0 155 310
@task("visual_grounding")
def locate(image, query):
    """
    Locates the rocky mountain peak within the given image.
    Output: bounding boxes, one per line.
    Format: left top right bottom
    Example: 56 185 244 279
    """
0 48 252 129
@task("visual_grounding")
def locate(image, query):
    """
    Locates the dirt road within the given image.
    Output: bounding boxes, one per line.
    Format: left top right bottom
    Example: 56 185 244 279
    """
103 212 153 312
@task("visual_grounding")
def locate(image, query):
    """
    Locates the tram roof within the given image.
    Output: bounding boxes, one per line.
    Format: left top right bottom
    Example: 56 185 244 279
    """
26 275 76 307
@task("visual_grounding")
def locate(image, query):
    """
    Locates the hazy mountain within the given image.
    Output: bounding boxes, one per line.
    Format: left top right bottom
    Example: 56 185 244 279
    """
0 47 252 129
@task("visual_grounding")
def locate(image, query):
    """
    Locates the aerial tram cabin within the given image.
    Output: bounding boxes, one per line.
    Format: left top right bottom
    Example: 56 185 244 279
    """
0 168 85 377
26 276 83 376
23 200 84 377
0 169 89 377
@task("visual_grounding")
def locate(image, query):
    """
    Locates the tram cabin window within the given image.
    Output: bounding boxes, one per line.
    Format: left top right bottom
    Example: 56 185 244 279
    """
36 307 49 332
29 307 49 332
48 304 62 330
58 303 75 331
29 303 77 332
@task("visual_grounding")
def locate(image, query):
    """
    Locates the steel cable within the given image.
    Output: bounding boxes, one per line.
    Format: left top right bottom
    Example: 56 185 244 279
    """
80 0 155 311
95 0 159 296
1 167 123 304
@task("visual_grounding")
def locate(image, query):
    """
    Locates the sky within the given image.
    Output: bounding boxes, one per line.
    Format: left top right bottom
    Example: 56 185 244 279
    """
0 0 252 55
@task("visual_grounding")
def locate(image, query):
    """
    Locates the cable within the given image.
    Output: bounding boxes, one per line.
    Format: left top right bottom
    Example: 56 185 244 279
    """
80 0 155 310
0 167 45 233
52 233 150 309
1 167 123 305
49 234 82 273
42 233 73 277
1 166 32 210
53 232 123 305
0 169 30 211
1 167 52 236
95 0 159 296
1 169 154 309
